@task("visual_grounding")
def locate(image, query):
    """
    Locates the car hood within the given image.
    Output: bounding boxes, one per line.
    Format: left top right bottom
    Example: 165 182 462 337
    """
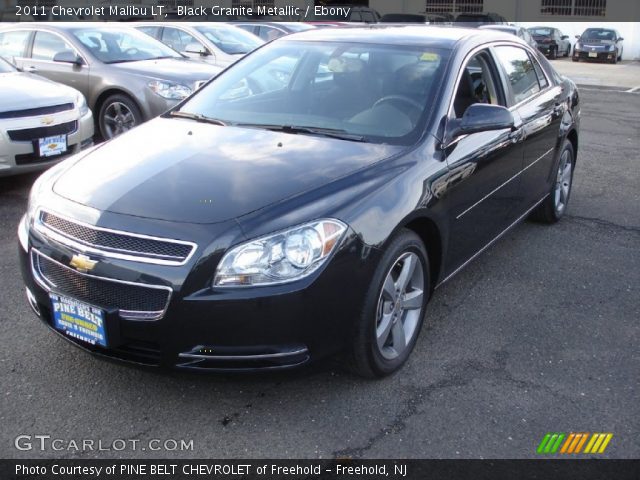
53 117 403 224
0 72 77 112
111 58 222 84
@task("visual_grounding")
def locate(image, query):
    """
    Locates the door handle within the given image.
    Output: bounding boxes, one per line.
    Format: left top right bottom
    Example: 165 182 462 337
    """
24 66 37 73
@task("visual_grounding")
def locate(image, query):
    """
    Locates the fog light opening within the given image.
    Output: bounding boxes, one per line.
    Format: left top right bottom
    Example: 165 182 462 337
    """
25 287 40 317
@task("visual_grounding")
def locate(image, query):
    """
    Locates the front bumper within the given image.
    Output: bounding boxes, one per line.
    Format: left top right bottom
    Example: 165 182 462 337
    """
0 109 93 177
573 50 616 62
18 209 376 372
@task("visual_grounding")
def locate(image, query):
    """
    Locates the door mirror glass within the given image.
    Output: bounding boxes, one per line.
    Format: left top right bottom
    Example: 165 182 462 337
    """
184 42 208 56
53 50 83 65
618 37 624 41
450 104 515 138
561 35 569 40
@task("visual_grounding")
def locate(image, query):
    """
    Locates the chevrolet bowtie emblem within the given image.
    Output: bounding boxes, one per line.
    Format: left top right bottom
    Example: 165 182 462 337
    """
70 254 97 273
40 116 55 126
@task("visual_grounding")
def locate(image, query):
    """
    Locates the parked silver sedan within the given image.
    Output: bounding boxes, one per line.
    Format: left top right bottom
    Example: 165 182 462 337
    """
135 22 264 68
0 23 222 139
0 56 93 176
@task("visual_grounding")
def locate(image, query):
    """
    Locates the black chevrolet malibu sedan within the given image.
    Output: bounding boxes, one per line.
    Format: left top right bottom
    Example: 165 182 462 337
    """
18 26 580 377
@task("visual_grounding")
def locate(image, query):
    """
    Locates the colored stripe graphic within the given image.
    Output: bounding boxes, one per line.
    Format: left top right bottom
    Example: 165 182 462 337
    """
539 433 613 454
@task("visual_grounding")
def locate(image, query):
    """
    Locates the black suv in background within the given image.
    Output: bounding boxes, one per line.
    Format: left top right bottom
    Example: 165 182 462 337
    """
527 26 571 59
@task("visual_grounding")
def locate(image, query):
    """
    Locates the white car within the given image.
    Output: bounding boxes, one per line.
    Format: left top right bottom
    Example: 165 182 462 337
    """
0 57 93 176
135 23 264 69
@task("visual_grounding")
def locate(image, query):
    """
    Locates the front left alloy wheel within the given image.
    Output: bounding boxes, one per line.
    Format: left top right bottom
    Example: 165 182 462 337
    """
349 229 430 378
98 94 143 140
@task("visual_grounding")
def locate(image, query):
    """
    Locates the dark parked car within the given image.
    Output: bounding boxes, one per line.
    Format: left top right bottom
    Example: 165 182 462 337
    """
380 14 427 23
0 23 221 140
235 22 315 42
305 5 380 23
573 28 624 63
527 26 571 59
479 24 537 49
19 27 579 377
454 12 506 26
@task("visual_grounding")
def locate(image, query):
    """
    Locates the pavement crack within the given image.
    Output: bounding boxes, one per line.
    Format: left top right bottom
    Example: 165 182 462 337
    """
564 214 640 234
332 351 568 459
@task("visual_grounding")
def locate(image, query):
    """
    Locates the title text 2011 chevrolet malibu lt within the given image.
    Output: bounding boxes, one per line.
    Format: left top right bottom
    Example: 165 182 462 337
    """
19 27 580 377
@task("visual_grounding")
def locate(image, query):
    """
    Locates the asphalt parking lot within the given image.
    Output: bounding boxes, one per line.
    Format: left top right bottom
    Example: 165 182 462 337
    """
0 87 638 460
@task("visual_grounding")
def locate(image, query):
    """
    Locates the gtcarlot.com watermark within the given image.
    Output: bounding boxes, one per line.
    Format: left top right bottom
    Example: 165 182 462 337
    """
15 434 194 452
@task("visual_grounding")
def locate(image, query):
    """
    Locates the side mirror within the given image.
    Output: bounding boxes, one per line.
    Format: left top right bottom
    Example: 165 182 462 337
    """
561 35 569 40
449 104 515 139
184 42 209 56
53 50 83 65
575 34 581 39
618 37 624 41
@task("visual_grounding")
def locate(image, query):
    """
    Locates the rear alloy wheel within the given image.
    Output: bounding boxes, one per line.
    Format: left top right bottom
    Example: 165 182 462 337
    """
530 140 575 223
550 47 557 60
99 94 142 140
349 229 429 378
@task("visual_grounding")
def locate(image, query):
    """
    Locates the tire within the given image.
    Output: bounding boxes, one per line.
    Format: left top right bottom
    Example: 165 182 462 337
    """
549 47 557 60
529 140 575 224
98 94 143 140
348 229 430 378
564 45 570 57
572 55 579 62
611 52 618 64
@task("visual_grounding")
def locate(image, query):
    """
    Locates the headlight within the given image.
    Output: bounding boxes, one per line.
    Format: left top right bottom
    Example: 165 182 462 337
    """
148 80 192 100
607 45 615 52
75 91 89 116
214 219 347 287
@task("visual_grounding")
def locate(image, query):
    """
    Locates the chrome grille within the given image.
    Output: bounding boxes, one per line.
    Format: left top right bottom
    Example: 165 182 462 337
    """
38 210 196 265
32 250 171 320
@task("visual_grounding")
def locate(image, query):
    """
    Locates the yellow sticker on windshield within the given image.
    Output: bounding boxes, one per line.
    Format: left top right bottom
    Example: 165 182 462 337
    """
420 52 439 62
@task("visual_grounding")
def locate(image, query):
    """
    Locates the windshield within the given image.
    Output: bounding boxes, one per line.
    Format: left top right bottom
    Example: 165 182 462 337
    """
0 57 16 73
195 26 263 55
71 27 182 63
529 28 552 36
177 40 448 144
582 29 616 41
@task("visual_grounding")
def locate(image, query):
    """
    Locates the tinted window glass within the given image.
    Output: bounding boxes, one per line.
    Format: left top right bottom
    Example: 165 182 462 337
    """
179 41 449 144
32 31 74 61
161 27 197 52
72 27 181 63
195 26 263 54
0 30 30 58
582 28 616 41
137 26 161 38
494 46 540 104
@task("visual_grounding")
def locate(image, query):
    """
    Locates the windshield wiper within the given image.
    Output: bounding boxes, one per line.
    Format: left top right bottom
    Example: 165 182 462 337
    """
236 124 365 142
170 111 227 126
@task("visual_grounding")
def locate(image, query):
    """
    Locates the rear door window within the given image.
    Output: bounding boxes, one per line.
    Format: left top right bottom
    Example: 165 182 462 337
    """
494 46 541 105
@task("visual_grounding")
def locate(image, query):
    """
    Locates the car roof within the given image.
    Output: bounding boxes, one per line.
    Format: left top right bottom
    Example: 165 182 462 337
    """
281 25 516 49
479 25 519 33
